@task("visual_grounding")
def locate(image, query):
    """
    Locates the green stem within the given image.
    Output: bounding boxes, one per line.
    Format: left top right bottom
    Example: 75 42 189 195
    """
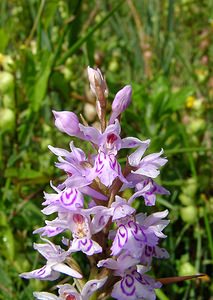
203 205 213 261
165 147 212 155
156 288 170 300
178 123 197 177
195 222 202 272
51 26 69 69
175 223 190 249
0 132 2 170
26 0 46 45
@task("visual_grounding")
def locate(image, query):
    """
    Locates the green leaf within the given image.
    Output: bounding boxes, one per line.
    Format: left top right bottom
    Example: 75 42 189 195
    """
29 53 53 112
57 0 124 65
42 0 58 28
18 285 36 300
0 221 15 262
4 167 44 179
20 201 43 228
86 36 95 66
0 28 9 52
50 71 70 101
0 258 13 300
166 87 194 112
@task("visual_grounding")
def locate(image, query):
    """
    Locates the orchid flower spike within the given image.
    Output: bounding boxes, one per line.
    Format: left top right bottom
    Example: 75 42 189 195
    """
20 67 171 300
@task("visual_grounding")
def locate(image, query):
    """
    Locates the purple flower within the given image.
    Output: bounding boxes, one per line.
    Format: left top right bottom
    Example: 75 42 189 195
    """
98 252 139 275
111 196 136 221
135 210 169 239
53 111 84 138
33 277 107 300
35 207 110 256
41 183 106 216
129 148 168 178
140 245 169 266
110 207 169 259
79 120 148 187
48 141 87 175
111 265 161 300
124 176 170 206
70 236 102 256
20 239 82 281
42 187 84 214
21 67 171 300
98 254 161 300
79 120 124 186
109 85 132 124
110 219 157 258
135 178 170 206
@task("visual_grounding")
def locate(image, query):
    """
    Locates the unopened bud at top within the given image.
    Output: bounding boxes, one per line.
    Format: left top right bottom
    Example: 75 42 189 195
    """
87 66 108 98
109 85 132 124
53 110 82 137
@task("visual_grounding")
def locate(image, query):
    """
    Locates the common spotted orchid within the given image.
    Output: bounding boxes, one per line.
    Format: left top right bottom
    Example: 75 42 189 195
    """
20 67 172 300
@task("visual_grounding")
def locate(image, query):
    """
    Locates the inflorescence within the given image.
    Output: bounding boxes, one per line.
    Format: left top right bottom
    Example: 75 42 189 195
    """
20 67 170 300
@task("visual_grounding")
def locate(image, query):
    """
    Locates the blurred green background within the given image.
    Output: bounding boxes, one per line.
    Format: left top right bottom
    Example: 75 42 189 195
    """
0 0 212 299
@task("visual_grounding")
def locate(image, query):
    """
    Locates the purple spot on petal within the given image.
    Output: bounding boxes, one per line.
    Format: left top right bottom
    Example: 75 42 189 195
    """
80 239 88 246
121 276 136 296
132 269 143 283
107 133 118 144
98 215 104 226
145 245 153 257
37 266 46 276
128 221 146 242
118 225 128 248
96 163 104 173
125 274 134 287
129 141 137 146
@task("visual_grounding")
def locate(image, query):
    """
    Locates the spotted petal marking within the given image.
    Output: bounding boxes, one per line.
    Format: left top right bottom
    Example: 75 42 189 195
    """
121 274 136 296
111 224 128 256
60 188 83 209
128 220 146 243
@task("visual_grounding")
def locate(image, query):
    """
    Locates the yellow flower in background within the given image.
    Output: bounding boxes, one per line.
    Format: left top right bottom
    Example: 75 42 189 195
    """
186 95 196 108
195 68 208 82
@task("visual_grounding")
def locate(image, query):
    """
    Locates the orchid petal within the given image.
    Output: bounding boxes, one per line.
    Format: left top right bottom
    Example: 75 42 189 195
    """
80 186 107 201
128 183 153 205
52 263 82 278
81 277 108 300
20 265 60 281
48 145 70 157
122 137 150 150
57 284 81 300
79 124 101 144
33 292 58 300
127 140 150 166
71 238 102 256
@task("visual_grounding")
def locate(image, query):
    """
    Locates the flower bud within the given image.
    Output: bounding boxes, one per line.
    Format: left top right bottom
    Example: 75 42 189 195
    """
52 110 81 136
109 85 132 124
87 66 108 98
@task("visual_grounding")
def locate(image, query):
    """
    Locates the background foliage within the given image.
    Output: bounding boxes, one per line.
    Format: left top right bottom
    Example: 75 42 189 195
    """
0 0 212 299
